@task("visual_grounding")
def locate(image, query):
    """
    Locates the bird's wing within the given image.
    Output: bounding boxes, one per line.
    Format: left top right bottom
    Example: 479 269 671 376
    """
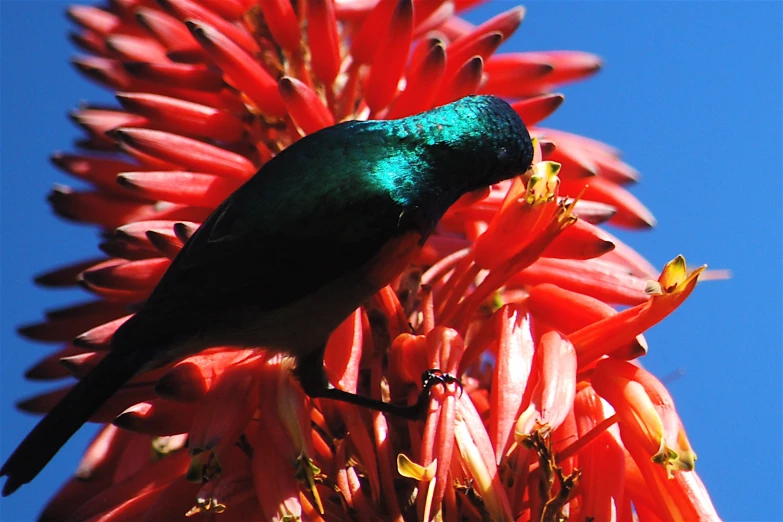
143 125 414 316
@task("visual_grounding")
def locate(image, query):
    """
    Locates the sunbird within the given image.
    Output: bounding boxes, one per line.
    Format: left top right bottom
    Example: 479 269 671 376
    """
1 95 533 495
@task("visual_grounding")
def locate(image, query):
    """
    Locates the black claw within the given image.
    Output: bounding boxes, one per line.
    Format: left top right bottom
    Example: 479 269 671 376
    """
421 369 463 396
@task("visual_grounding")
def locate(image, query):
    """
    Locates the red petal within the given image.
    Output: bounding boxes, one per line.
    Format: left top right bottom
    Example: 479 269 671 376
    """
597 230 658 278
560 175 656 228
70 106 148 146
433 55 483 107
76 54 234 108
527 283 646 360
444 31 502 84
72 55 134 90
540 218 615 260
489 305 534 463
188 355 264 456
539 140 598 179
70 29 108 55
17 383 157 423
114 400 198 435
198 0 247 20
350 0 400 64
307 0 342 85
412 0 453 38
134 6 204 60
50 153 144 196
511 93 564 127
570 199 617 225
105 34 170 62
18 300 129 343
116 92 245 142
38 426 135 520
453 6 524 49
481 53 555 97
186 20 286 118
453 0 486 14
158 0 260 55
122 61 224 92
73 314 132 350
101 232 166 261
258 0 301 52
364 0 414 112
155 349 257 402
66 450 190 522
437 13 474 40
81 257 171 291
572 387 626 522
387 40 446 119
139 477 201 522
25 345 86 381
522 331 576 434
508 257 650 306
111 127 256 179
48 187 164 228
117 171 240 207
278 77 335 134
526 50 603 88
34 257 108 287
67 5 123 35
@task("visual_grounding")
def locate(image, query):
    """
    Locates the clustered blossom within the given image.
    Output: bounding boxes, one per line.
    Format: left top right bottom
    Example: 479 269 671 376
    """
17 0 721 520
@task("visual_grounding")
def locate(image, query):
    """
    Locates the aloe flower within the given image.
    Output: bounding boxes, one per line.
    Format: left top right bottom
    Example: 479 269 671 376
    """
13 1 721 520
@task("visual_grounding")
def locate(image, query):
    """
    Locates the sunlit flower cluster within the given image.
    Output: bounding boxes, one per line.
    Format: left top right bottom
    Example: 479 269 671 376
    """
18 0 720 520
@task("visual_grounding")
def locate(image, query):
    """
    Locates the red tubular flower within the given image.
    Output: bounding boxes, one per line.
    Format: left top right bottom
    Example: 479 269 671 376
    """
13 1 721 520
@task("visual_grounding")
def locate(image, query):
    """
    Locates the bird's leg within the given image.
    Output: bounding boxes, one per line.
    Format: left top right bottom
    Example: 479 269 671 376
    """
293 346 459 421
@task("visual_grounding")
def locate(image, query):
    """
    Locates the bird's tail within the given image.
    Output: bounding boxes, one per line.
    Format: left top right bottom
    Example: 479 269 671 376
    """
0 348 149 496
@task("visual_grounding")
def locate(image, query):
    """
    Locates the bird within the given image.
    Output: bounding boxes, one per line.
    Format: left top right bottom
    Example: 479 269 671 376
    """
1 94 534 496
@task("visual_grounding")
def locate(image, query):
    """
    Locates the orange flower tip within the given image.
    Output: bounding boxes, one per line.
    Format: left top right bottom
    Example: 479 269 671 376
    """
512 93 565 127
278 76 296 96
184 19 211 42
146 230 182 258
112 403 150 430
119 60 146 75
585 54 604 73
70 56 109 80
173 221 198 243
631 212 657 229
507 5 526 26
115 173 140 190
598 240 615 254
537 138 556 156
608 335 648 360
23 361 61 381
106 127 130 144
571 200 616 225
33 259 98 287
155 366 208 402
47 186 78 221
113 92 141 109
58 353 96 376
66 5 116 32
49 151 69 169
466 55 483 75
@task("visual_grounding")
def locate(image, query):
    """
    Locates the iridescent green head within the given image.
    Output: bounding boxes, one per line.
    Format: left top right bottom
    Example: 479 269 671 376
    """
395 95 534 192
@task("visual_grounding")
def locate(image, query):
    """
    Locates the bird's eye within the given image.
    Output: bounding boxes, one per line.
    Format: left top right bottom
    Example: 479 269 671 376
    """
497 147 510 162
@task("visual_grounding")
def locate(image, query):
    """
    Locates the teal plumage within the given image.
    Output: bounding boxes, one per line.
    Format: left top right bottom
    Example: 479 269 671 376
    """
1 95 533 495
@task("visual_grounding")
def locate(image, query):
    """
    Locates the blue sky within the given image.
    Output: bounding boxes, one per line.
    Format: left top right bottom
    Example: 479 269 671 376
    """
1 1 781 521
